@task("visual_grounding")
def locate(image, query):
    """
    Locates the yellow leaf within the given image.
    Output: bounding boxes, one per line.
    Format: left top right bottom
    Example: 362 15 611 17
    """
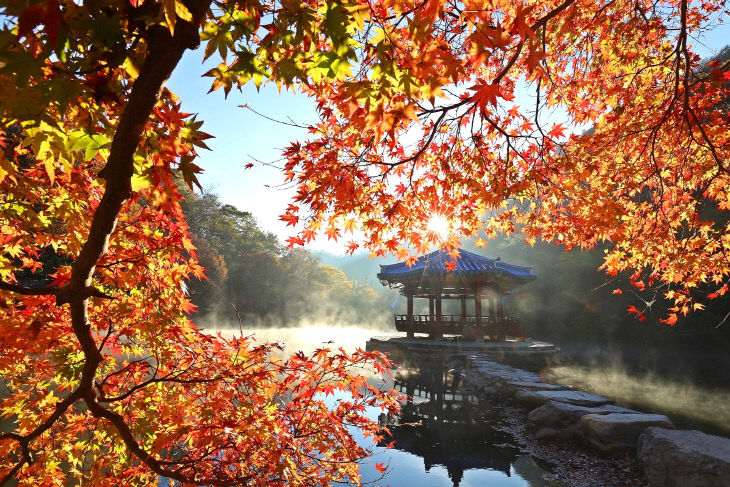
122 56 140 77
164 0 176 35
174 0 193 21
131 173 152 192
0 153 15 183
44 158 55 184
346 4 371 32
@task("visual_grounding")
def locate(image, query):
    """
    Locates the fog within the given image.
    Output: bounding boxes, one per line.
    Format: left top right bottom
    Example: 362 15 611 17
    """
548 362 730 435
213 324 388 355
187 213 730 438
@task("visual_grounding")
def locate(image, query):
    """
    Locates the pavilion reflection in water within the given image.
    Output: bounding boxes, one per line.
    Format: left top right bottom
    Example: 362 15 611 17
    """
377 353 520 487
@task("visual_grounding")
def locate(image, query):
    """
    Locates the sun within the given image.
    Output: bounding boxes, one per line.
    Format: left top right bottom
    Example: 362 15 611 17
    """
426 214 451 241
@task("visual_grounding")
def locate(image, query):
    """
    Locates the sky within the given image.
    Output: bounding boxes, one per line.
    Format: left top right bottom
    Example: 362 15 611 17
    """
166 14 730 255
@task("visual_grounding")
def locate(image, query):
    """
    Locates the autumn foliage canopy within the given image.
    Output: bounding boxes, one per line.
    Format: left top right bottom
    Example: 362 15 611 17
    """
0 0 728 485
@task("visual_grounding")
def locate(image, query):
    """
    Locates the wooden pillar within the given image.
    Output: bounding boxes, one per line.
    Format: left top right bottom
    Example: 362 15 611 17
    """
431 296 443 340
426 295 440 340
474 286 482 322
497 291 505 318
460 296 466 319
496 290 506 342
488 292 496 318
406 294 414 339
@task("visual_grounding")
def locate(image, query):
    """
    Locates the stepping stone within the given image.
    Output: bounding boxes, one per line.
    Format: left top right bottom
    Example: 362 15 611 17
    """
509 381 566 391
528 400 638 439
580 413 674 452
638 427 730 487
515 389 613 408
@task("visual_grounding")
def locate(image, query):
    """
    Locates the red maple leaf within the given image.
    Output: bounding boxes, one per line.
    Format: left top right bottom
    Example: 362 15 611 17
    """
469 81 501 113
285 236 305 247
280 213 299 226
17 5 45 40
548 123 567 139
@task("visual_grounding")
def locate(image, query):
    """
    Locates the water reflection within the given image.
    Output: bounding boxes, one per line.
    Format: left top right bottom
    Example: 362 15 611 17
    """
211 327 559 486
369 350 558 487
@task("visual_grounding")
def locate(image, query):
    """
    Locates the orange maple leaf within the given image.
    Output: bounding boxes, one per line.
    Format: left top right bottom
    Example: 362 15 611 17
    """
469 81 502 113
286 236 305 247
548 123 567 139
660 313 678 326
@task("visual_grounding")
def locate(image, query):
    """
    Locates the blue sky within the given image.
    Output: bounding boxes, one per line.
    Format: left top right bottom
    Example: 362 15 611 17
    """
167 48 321 247
167 16 730 255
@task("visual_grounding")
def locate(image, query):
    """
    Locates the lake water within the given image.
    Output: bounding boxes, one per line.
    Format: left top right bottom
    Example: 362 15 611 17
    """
223 326 559 487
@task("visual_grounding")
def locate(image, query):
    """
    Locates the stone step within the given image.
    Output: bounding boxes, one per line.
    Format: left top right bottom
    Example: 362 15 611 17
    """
580 413 674 452
638 427 730 487
528 400 639 440
515 389 614 408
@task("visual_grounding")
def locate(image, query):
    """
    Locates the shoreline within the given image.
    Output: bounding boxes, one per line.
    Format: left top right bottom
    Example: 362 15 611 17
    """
369 336 730 486
494 399 647 486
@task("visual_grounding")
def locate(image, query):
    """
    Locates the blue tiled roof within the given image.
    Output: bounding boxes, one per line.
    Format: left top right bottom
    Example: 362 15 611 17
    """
377 248 536 283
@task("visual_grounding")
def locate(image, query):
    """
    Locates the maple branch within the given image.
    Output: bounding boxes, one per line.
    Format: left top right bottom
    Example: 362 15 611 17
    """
537 0 577 27
0 443 30 487
98 370 220 403
0 281 57 296
0 389 82 485
0 280 113 302
241 104 310 128
84 397 253 486
4 2 244 486
400 109 448 164
716 311 730 328
404 0 578 168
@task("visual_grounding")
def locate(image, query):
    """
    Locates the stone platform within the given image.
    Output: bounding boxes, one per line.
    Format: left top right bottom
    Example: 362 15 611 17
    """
366 335 560 371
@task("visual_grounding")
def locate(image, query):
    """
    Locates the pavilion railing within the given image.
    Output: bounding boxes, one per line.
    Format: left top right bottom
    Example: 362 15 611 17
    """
393 314 522 337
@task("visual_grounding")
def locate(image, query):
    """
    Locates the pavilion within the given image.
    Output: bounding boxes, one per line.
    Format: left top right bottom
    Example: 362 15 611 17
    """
377 248 536 341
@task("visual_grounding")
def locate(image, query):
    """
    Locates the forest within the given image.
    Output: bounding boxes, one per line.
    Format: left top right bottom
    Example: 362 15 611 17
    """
180 187 390 326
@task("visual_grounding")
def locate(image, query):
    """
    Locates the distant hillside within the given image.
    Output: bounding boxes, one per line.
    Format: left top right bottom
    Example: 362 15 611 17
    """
312 251 395 289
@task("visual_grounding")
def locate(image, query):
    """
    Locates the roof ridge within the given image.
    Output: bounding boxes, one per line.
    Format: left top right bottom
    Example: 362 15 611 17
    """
377 247 536 286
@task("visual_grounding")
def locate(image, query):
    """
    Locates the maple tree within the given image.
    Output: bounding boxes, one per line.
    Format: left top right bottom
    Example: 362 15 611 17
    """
0 1 401 485
277 0 730 323
0 0 728 484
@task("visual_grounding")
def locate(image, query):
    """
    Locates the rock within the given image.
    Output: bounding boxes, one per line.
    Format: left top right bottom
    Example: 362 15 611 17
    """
528 400 638 439
463 359 545 396
638 427 730 487
515 389 614 408
508 381 567 391
580 413 674 452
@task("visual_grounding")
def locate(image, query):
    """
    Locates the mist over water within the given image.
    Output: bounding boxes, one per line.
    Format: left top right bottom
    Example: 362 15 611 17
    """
215 324 386 354
197 302 394 357
547 363 730 435
207 321 730 436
